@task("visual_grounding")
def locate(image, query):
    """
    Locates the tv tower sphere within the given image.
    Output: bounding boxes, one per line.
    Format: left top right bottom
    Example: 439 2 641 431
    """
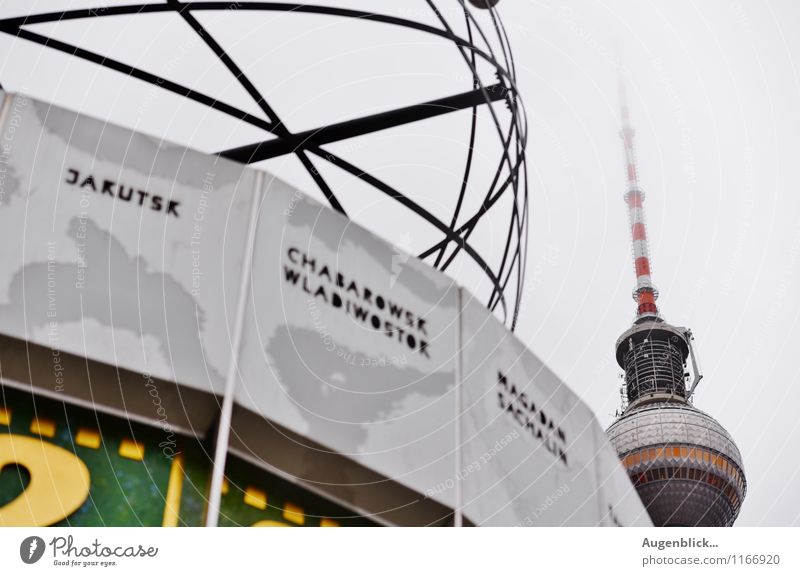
606 73 746 526
0 0 527 329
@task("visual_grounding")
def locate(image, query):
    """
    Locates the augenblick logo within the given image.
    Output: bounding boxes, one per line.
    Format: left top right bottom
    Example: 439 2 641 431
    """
20 535 159 567
19 536 45 564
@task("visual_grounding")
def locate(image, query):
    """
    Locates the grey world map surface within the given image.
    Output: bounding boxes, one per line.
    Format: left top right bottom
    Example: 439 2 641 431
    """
265 324 453 453
0 217 221 387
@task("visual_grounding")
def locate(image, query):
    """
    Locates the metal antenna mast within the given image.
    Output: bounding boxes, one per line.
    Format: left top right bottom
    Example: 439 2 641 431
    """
618 72 660 322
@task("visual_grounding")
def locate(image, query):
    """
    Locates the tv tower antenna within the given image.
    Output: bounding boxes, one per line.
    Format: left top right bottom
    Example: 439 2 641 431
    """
618 72 660 322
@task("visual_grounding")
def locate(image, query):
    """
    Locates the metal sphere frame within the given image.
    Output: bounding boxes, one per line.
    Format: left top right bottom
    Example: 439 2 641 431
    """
0 1 528 329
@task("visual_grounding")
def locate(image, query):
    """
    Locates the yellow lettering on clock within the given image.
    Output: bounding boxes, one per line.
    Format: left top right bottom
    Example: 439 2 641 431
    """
251 520 292 527
0 434 90 526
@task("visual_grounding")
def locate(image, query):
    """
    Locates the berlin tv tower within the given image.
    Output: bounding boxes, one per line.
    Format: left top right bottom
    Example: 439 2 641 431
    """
605 70 746 526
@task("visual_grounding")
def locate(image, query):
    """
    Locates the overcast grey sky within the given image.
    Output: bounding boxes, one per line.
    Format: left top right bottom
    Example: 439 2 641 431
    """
1 0 799 526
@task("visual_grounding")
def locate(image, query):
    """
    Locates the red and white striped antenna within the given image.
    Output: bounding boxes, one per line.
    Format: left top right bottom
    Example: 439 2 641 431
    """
618 69 661 322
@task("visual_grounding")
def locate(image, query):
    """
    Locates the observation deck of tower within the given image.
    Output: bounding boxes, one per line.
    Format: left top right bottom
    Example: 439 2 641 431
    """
605 73 746 527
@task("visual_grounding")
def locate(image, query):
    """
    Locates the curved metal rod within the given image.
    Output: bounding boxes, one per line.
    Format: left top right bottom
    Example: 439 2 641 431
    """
434 10 478 268
0 2 521 92
424 0 522 238
307 144 508 317
166 0 344 211
216 83 507 164
1 25 275 132
427 121 519 270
